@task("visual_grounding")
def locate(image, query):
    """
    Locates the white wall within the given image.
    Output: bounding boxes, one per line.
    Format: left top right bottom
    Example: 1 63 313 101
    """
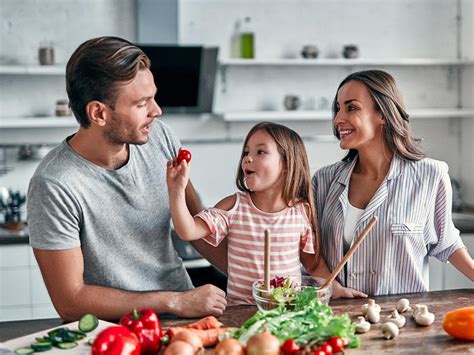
0 0 473 208
460 0 474 203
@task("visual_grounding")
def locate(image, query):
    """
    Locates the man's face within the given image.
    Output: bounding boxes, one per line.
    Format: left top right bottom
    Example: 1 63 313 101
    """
104 68 162 145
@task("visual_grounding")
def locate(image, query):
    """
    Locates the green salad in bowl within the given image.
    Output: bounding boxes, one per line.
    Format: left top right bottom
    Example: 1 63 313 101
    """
252 275 332 312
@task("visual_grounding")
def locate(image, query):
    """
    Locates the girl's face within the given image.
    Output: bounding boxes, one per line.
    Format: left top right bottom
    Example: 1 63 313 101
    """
241 129 286 193
334 80 384 151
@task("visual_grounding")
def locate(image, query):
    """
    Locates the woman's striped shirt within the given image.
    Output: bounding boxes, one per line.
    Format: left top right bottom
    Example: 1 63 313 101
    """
312 154 466 295
196 191 315 305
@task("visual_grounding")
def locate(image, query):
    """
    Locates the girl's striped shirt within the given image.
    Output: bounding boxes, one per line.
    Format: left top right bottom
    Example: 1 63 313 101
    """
196 191 316 305
312 154 466 295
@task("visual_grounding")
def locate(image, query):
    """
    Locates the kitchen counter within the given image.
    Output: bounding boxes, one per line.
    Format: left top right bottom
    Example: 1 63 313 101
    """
1 289 472 353
2 212 474 245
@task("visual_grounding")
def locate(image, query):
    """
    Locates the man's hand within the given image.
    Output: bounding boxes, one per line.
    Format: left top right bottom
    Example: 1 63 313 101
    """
170 284 227 317
331 281 367 299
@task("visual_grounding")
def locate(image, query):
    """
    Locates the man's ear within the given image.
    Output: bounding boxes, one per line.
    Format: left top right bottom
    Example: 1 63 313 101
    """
86 101 110 127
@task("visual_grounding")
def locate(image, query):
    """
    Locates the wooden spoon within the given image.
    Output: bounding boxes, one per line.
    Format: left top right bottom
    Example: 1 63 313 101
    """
264 229 271 292
320 216 378 289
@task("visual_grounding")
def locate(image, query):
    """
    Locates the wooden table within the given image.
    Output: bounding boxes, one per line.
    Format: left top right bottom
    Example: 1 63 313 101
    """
1 289 473 353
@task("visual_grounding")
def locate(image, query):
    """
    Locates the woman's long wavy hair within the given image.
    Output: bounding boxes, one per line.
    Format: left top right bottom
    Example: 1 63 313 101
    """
332 70 425 161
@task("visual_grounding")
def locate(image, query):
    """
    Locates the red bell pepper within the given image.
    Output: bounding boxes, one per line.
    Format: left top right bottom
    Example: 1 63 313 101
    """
120 308 162 354
91 325 140 355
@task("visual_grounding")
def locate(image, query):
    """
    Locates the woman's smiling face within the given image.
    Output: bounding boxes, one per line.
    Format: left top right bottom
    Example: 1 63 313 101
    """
334 80 384 151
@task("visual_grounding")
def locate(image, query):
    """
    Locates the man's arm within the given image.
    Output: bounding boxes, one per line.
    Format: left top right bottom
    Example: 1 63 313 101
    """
185 180 228 274
448 247 474 281
34 247 226 321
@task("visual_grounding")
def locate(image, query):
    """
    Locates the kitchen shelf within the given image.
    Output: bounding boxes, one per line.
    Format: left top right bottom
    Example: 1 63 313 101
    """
0 65 66 75
0 117 77 128
221 108 474 122
219 58 474 67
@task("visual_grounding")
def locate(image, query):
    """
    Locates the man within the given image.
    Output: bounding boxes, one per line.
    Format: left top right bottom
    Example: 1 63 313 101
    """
27 36 227 321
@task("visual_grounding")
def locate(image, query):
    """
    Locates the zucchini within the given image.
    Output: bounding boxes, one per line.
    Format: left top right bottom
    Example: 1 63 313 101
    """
56 341 78 350
15 348 34 354
78 313 99 332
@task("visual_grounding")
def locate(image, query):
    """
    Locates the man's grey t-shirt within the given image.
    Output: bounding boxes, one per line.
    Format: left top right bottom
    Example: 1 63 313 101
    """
27 120 193 292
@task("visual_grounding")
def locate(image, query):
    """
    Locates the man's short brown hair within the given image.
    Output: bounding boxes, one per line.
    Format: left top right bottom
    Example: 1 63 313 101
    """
66 36 150 127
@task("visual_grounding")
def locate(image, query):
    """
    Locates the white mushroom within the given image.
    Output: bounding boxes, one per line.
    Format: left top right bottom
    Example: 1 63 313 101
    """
385 309 406 328
354 316 371 333
361 299 381 316
412 304 425 318
366 304 381 323
414 305 435 326
381 322 399 339
396 298 411 313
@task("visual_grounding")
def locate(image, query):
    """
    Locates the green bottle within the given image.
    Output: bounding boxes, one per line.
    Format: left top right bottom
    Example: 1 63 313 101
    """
240 17 254 59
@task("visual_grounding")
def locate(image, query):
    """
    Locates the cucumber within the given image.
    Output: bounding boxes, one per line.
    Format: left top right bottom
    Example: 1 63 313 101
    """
56 341 78 350
30 342 52 352
78 313 99 332
15 348 34 354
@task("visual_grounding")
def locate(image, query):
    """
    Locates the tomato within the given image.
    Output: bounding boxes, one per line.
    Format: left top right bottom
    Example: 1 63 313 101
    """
320 342 333 354
281 338 300 354
312 350 326 355
328 336 344 353
177 148 192 164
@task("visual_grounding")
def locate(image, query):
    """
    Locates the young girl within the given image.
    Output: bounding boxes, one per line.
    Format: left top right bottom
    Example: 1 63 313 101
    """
167 122 364 304
167 122 319 304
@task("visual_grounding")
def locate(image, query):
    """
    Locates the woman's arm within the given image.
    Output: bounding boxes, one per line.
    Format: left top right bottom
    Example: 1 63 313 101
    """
448 247 474 281
301 251 367 298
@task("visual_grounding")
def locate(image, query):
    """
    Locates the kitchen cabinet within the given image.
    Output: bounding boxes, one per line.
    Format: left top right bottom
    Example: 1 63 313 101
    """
0 245 58 322
429 233 474 291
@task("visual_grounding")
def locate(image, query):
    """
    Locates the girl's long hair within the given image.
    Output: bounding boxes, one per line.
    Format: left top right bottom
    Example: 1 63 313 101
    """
332 70 425 161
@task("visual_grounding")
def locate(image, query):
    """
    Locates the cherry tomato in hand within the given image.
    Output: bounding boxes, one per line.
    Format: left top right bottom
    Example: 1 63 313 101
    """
281 338 300 354
177 148 192 164
328 336 344 353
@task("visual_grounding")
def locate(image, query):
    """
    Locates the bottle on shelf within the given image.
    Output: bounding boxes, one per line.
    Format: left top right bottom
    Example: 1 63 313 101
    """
230 19 241 58
240 16 255 59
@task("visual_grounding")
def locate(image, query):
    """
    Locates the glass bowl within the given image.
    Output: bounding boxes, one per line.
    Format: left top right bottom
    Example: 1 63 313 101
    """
252 275 332 312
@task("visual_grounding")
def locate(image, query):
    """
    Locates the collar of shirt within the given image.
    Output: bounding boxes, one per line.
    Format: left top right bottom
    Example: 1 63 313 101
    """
336 153 404 187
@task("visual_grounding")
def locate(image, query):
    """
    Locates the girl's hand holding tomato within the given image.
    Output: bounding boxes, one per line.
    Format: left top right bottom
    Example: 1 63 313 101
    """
177 148 192 164
166 148 192 192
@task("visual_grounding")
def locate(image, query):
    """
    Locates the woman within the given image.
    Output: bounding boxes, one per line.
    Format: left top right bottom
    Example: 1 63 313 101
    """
312 70 473 295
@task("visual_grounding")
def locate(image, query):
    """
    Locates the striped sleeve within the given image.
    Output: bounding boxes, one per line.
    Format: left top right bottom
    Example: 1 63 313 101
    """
299 204 316 254
426 163 465 262
195 208 230 247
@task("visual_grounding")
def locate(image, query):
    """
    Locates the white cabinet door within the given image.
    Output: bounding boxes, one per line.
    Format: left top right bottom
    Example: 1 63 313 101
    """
0 268 30 307
429 234 474 290
0 245 29 268
444 234 474 289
